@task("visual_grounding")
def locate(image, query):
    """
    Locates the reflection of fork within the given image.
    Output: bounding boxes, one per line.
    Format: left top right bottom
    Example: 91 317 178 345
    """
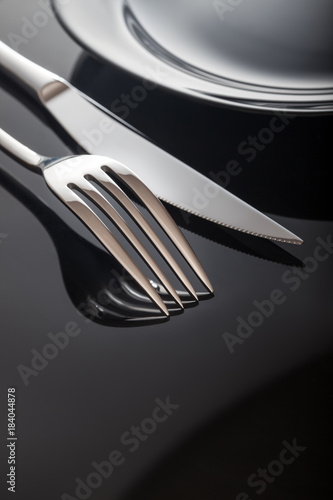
0 129 213 317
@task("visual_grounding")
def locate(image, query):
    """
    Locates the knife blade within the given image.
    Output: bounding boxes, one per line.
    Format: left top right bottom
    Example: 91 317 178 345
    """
0 41 302 244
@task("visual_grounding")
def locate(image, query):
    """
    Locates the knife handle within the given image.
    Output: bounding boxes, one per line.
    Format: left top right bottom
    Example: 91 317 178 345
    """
0 41 58 100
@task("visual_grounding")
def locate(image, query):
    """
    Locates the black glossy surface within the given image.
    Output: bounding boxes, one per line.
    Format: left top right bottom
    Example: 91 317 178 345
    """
0 2 332 499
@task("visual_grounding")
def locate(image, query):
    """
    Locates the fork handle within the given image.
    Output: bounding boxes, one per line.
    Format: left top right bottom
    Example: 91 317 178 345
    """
0 41 57 100
0 129 43 172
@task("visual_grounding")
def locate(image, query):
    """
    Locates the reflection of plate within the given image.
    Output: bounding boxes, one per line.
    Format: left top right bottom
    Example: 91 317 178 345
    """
53 0 333 113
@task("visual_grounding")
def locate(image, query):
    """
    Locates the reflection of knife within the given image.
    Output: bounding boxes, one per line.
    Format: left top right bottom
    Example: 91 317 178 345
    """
0 42 302 244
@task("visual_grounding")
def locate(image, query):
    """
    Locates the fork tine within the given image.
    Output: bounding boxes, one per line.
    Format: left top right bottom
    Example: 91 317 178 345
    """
88 166 199 299
71 176 184 309
58 187 170 317
102 162 214 293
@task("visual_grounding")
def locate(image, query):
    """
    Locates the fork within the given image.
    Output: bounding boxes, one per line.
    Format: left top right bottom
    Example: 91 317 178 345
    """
0 128 213 317
0 166 200 324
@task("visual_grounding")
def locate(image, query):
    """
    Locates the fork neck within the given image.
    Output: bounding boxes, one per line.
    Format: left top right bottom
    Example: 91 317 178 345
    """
0 129 44 173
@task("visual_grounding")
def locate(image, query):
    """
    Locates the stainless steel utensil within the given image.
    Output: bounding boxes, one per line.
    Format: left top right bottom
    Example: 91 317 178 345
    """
0 167 201 324
0 128 214 317
0 41 303 244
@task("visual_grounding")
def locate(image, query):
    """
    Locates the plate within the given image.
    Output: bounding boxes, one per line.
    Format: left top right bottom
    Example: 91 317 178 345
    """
53 0 333 113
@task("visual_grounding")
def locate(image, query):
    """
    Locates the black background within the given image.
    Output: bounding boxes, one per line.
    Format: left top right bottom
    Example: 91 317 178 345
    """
0 1 332 499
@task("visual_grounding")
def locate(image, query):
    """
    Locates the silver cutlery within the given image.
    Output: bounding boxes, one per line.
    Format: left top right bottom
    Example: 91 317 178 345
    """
0 167 201 324
0 128 214 317
0 41 303 244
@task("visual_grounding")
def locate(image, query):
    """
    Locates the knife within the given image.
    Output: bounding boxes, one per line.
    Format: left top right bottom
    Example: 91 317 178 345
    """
0 41 302 244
